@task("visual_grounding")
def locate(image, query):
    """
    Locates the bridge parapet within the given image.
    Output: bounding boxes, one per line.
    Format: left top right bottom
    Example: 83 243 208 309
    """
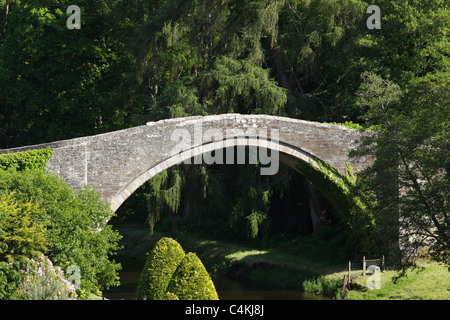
0 114 373 211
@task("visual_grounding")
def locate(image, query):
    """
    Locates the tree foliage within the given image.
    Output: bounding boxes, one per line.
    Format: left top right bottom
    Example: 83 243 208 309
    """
0 192 48 262
0 0 134 148
0 149 53 171
0 0 448 269
352 71 449 266
0 169 122 296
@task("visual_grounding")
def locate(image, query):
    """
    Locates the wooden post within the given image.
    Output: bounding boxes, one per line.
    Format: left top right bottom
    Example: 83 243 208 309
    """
342 274 348 291
382 255 385 272
363 256 366 276
348 261 351 286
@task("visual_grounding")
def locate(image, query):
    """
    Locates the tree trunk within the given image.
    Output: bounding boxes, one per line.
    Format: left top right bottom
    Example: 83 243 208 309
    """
305 180 326 232
171 212 179 235
2 0 10 36
271 48 295 105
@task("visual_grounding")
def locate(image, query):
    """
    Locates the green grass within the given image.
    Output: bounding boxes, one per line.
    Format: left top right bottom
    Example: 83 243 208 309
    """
175 234 346 291
343 261 450 300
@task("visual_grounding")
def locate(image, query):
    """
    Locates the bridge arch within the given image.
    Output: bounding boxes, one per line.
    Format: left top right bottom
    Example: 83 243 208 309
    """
0 114 372 215
111 136 324 212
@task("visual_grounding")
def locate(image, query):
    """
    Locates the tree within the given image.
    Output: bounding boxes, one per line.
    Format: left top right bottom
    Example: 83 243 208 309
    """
352 71 450 266
144 168 184 234
0 0 133 148
0 169 123 297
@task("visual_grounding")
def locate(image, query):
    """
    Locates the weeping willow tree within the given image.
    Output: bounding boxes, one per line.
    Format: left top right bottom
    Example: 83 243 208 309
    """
129 0 369 240
133 0 289 237
145 168 183 234
228 164 273 239
132 0 289 121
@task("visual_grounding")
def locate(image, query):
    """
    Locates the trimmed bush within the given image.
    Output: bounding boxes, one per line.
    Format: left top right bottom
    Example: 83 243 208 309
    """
166 252 219 300
163 292 179 300
136 237 185 300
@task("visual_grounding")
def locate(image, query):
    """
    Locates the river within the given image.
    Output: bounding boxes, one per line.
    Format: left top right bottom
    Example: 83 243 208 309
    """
103 259 327 300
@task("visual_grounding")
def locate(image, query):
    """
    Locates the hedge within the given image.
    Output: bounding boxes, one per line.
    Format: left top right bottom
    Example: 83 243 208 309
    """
0 149 53 171
136 237 219 300
136 237 185 300
166 252 219 300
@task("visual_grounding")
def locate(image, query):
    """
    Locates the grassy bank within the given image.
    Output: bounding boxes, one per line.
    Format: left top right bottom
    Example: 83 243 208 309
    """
344 261 449 300
302 260 450 300
112 223 449 300
112 223 344 293
177 237 340 291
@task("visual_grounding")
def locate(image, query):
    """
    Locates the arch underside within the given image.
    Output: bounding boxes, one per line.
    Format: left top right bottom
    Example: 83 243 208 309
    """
110 137 331 212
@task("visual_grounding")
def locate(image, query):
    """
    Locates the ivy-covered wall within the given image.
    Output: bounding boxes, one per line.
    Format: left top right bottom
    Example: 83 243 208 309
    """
0 149 53 171
296 159 378 256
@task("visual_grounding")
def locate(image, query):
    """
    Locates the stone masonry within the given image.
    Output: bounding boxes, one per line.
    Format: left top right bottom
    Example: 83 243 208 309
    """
0 114 373 212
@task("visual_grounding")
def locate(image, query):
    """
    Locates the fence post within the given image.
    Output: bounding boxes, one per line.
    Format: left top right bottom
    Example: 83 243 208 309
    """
348 261 351 284
382 255 385 272
363 256 366 276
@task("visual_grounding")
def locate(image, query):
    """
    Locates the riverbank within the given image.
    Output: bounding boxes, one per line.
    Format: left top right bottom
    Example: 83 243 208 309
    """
176 234 343 292
109 223 449 300
108 222 342 299
344 261 449 300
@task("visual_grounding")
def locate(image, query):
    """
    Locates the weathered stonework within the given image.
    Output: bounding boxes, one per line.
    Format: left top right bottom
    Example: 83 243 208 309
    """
0 114 373 212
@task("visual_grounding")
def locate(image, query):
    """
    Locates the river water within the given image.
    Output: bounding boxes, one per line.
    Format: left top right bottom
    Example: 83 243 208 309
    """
103 259 326 300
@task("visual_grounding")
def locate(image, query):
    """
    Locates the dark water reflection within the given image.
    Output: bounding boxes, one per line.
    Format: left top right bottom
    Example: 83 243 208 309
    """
103 259 327 300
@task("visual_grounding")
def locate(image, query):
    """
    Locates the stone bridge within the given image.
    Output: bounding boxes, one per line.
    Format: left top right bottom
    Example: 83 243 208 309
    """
0 114 372 212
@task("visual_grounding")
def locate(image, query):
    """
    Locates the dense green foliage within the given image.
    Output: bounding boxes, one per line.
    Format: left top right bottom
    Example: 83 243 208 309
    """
0 192 48 262
0 169 122 298
136 237 217 300
136 237 185 300
0 0 133 147
1 0 448 278
351 71 450 266
166 252 219 300
0 258 31 300
294 160 379 257
0 149 53 171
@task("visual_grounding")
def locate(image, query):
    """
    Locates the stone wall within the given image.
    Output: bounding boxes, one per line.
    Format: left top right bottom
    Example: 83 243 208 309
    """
0 114 373 211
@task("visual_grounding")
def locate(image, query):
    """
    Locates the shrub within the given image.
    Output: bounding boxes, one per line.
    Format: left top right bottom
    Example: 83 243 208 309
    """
18 254 77 300
0 260 26 300
0 192 48 262
163 292 179 300
303 275 346 299
0 149 53 172
166 252 219 300
136 237 185 300
0 169 122 297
